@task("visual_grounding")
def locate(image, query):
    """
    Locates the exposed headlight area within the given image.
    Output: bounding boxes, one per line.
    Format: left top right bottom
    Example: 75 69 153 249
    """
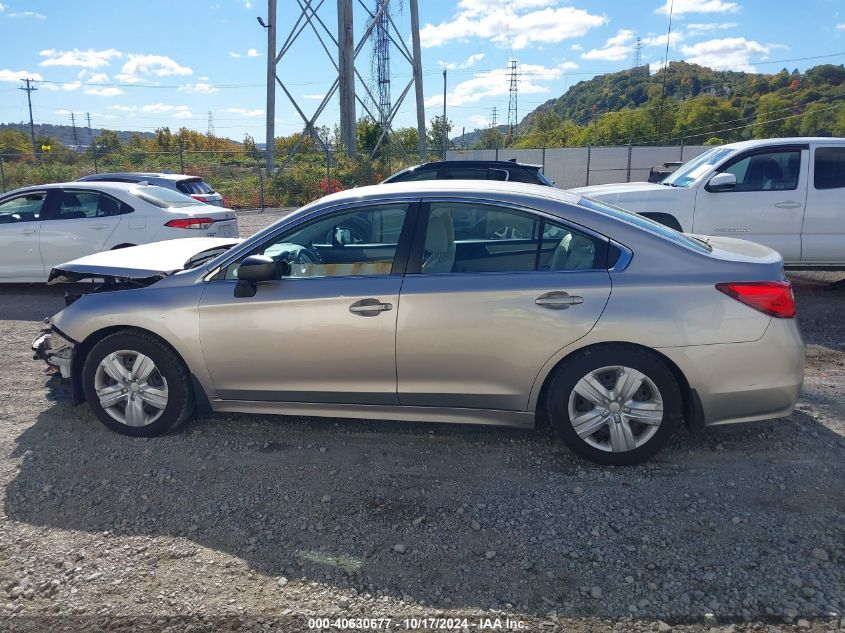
32 327 75 378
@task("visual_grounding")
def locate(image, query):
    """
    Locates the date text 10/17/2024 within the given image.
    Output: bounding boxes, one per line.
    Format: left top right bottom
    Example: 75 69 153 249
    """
307 617 527 630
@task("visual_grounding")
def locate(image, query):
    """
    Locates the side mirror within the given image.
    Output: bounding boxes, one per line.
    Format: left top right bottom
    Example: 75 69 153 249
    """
233 255 290 298
707 172 737 192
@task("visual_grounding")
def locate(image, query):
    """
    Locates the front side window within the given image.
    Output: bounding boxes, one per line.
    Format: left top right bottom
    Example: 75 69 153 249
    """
814 147 845 189
224 203 409 280
0 191 47 224
720 149 801 192
417 202 603 274
55 190 129 219
662 147 735 188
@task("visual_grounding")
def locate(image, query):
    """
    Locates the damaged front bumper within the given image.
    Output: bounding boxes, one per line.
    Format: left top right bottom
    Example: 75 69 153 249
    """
32 326 76 379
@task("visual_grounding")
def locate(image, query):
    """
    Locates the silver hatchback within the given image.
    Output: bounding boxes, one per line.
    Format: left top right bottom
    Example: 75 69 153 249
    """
32 181 804 465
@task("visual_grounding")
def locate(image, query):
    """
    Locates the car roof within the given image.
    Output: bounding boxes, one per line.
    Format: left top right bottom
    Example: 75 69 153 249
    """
319 179 579 206
718 137 845 151
0 181 178 198
406 160 543 170
79 172 199 181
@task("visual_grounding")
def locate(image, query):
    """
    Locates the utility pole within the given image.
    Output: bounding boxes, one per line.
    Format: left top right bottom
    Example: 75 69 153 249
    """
507 60 519 138
86 112 98 173
19 78 38 162
260 0 277 172
442 69 447 159
656 0 674 142
337 0 356 157
70 112 80 147
409 0 426 160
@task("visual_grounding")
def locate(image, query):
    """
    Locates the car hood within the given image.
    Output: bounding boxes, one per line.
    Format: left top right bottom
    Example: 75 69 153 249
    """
571 182 671 197
48 237 241 283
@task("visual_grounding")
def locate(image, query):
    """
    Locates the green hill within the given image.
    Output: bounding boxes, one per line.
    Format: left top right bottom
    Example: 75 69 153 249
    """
0 122 154 149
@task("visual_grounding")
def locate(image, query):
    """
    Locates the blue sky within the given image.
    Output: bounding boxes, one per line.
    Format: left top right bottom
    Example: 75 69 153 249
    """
1 0 844 141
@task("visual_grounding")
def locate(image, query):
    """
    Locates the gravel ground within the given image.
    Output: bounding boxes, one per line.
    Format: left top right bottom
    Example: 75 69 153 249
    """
0 209 844 633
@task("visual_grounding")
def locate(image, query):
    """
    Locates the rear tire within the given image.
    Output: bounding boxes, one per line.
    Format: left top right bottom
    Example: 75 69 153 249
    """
82 331 194 437
545 345 682 465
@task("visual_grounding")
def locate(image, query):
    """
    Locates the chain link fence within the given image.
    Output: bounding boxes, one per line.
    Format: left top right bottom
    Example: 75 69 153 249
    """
1 143 706 207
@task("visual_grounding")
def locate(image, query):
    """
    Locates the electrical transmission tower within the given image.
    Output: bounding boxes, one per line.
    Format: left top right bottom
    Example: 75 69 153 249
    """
491 107 498 128
207 111 215 137
633 37 643 68
70 112 80 147
374 0 391 139
261 0 427 171
18 78 38 162
507 60 519 137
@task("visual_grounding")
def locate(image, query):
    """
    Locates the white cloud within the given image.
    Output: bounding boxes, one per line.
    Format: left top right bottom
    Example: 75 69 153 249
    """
0 4 6 11
115 54 192 83
87 72 110 83
836 23 845 32
179 82 219 93
301 93 326 100
247 48 260 57
40 82 60 90
641 32 684 47
0 69 43 82
439 53 485 70
655 0 740 16
236 0 253 7
686 22 738 33
108 105 138 112
228 52 242 58
570 43 583 51
63 82 82 91
421 0 606 50
582 29 635 61
679 37 768 71
224 107 264 117
425 61 577 108
469 114 492 128
9 10 45 18
85 86 123 96
174 109 195 119
39 48 122 69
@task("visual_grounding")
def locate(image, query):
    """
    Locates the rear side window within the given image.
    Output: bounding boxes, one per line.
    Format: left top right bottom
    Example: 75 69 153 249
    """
55 190 132 219
814 147 845 189
392 169 438 182
506 168 541 184
177 179 215 195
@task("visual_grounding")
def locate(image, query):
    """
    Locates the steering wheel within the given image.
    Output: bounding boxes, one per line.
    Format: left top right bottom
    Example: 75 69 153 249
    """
294 245 322 264
489 226 528 240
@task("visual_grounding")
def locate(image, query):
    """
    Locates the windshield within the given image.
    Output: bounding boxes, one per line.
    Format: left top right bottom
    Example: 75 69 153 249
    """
662 147 735 188
579 196 712 254
132 186 203 208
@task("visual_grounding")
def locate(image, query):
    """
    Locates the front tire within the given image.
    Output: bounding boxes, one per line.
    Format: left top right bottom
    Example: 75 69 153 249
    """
545 345 682 465
82 331 194 437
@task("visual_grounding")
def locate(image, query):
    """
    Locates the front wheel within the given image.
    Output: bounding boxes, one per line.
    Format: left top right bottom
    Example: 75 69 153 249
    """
546 345 682 465
82 331 194 437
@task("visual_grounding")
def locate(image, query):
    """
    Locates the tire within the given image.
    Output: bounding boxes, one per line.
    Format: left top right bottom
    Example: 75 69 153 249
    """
545 344 682 465
81 331 194 437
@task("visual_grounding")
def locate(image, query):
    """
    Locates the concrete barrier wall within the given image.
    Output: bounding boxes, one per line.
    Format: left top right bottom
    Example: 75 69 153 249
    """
446 145 711 189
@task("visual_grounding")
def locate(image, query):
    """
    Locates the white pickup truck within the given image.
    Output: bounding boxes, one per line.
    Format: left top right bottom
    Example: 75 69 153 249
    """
571 137 845 269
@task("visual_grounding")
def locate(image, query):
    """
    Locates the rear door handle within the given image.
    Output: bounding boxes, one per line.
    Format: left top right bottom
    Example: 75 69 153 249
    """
21 228 37 235
349 298 393 316
774 201 802 209
91 224 113 230
535 291 583 310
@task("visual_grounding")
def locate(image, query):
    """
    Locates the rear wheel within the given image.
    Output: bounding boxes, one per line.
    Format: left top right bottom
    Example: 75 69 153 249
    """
82 331 194 437
546 345 682 465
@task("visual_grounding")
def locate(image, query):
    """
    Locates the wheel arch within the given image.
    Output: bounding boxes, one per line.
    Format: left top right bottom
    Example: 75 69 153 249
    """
71 326 210 413
532 341 697 432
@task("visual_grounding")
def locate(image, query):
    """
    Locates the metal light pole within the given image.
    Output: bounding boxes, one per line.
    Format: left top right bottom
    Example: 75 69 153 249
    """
409 0 426 160
442 70 447 160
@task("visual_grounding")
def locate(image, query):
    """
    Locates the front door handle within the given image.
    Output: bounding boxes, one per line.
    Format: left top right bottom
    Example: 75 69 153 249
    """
20 228 37 235
349 298 393 316
91 224 113 230
535 291 584 310
774 201 802 209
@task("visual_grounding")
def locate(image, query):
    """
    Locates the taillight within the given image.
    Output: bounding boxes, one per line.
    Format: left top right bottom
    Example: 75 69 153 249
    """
165 218 216 230
716 281 796 318
190 194 208 202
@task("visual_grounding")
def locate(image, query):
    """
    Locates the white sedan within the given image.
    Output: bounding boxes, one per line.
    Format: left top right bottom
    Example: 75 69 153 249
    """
0 181 239 282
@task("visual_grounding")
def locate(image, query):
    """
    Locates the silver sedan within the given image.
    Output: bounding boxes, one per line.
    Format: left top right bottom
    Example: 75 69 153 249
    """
32 181 805 465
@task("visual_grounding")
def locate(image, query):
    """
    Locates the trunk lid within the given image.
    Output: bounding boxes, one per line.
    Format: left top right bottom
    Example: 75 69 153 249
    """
699 234 786 280
48 237 240 283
